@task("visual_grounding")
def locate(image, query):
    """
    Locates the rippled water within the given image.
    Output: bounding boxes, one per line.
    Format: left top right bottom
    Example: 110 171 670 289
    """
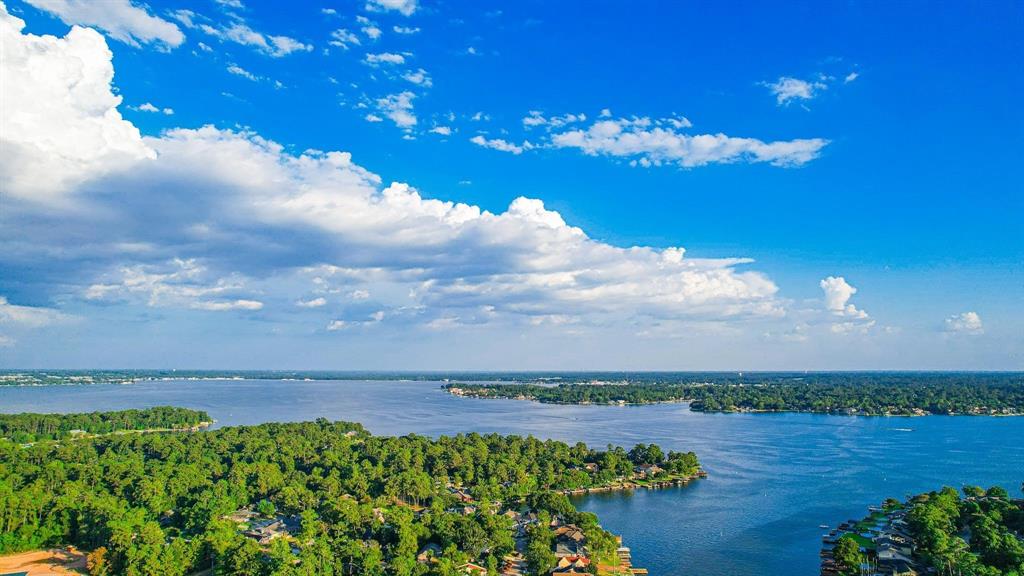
2 379 1022 575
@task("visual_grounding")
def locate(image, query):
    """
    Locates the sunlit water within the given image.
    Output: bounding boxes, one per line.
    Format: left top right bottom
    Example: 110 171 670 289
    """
2 379 1022 575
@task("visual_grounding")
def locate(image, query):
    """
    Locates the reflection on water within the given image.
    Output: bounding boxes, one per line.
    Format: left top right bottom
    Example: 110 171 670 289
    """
2 379 1022 576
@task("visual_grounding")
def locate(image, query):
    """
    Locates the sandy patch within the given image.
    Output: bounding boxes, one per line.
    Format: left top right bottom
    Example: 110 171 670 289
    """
0 548 87 575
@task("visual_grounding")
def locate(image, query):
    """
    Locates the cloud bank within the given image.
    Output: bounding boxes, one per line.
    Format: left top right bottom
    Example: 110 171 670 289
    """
0 3 784 338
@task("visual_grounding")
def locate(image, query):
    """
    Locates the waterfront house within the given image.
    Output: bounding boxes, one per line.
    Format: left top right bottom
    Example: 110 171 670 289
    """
554 525 587 557
551 555 591 574
634 463 664 478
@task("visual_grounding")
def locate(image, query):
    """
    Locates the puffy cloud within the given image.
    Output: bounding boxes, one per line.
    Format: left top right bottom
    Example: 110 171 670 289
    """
0 296 70 328
364 51 405 65
820 276 874 334
764 76 827 106
1 12 785 333
470 135 533 155
24 0 184 49
375 91 417 129
363 26 381 39
226 63 259 81
85 259 263 312
199 21 311 57
945 311 984 335
297 297 327 308
0 4 155 202
328 28 360 49
0 296 72 346
131 102 174 115
365 0 417 16
430 126 452 136
393 25 419 34
550 117 827 168
522 111 586 129
844 72 859 83
402 68 432 87
820 276 868 318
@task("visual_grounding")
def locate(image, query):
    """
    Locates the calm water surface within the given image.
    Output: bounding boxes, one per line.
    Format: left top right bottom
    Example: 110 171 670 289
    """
2 379 1022 576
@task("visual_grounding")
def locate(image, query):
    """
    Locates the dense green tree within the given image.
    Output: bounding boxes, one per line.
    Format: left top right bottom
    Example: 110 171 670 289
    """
1 414 688 576
832 535 863 575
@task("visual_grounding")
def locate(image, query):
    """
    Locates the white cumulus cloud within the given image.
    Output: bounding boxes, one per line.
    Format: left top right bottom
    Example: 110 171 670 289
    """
0 4 155 203
764 76 828 106
297 297 327 308
470 135 534 155
402 68 432 87
945 311 984 335
364 52 405 66
375 91 417 129
1 11 787 334
365 0 417 16
550 116 827 168
25 0 184 49
820 276 869 319
328 28 360 49
199 21 311 57
0 296 70 328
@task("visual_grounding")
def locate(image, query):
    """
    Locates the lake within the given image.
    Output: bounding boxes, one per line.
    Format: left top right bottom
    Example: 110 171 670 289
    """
2 379 1022 575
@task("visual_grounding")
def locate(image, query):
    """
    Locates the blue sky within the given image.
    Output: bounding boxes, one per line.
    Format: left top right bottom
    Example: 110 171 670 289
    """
0 0 1020 369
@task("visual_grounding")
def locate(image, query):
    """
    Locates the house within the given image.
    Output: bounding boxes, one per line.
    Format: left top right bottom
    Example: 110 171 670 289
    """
449 487 475 502
634 463 664 478
242 515 300 545
459 562 487 575
417 542 443 563
224 508 259 524
554 525 587 557
551 555 590 574
874 558 918 576
584 463 599 472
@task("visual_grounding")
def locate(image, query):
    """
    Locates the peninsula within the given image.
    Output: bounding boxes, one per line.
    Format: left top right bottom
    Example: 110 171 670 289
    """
0 408 702 575
821 485 1023 575
445 373 1024 416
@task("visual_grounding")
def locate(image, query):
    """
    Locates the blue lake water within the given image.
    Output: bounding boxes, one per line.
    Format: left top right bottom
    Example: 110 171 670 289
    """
1 379 1022 575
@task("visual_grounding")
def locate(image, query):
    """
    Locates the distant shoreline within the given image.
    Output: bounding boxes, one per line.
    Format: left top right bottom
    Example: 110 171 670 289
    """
447 391 1024 417
443 381 1024 417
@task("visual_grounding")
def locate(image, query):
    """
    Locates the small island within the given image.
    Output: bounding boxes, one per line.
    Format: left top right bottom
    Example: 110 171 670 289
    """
445 373 1024 416
821 485 1023 576
0 408 702 575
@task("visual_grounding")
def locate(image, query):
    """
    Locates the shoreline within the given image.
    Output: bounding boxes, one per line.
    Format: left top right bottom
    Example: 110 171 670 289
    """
561 470 709 497
444 388 1024 417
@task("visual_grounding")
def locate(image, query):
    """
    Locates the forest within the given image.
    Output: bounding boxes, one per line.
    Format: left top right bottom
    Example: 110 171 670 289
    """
446 373 1024 416
0 406 212 442
907 485 1024 575
0 412 699 575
